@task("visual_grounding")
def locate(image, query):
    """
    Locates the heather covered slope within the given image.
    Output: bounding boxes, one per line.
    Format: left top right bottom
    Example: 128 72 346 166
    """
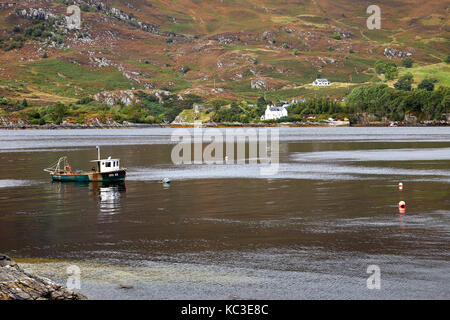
0 0 448 107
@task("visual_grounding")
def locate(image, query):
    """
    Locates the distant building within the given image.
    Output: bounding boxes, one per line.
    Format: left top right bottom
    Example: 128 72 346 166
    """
291 98 305 104
312 78 331 86
261 105 288 121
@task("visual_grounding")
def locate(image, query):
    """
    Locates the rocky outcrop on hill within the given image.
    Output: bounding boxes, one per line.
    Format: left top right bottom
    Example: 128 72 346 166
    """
16 7 59 22
71 0 160 35
93 90 137 106
251 78 268 90
108 7 159 34
0 254 86 300
250 77 287 90
383 47 413 59
94 89 170 106
14 1 166 38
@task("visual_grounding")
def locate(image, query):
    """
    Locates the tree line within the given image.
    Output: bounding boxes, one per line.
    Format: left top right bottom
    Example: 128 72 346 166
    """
1 79 449 125
346 84 449 121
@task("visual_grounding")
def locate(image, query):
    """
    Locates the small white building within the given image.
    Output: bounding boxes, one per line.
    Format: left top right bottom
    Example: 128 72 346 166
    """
312 78 331 86
291 98 306 104
261 105 288 121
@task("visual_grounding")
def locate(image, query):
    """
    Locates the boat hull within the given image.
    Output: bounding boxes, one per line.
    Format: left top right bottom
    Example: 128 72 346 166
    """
51 169 126 182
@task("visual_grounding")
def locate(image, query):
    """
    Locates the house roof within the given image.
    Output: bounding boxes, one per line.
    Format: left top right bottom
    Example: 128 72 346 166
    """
90 159 120 162
268 107 286 111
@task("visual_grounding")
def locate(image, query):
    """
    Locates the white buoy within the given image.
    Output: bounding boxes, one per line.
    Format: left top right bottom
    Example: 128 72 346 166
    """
398 182 403 190
161 178 171 184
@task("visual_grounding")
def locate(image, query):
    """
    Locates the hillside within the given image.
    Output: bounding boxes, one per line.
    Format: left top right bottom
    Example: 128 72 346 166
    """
0 0 448 124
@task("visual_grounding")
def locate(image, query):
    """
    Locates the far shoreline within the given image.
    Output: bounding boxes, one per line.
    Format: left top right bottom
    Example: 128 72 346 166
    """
0 121 448 130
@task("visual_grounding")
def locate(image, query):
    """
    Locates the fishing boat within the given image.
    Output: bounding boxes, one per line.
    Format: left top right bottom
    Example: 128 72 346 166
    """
44 146 127 182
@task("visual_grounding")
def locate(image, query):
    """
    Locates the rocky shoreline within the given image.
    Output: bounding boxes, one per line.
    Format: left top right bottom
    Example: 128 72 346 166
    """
0 122 161 130
0 254 86 300
0 121 448 130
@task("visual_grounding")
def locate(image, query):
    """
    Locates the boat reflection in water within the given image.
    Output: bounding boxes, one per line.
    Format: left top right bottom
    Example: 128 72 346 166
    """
96 182 126 216
50 181 126 216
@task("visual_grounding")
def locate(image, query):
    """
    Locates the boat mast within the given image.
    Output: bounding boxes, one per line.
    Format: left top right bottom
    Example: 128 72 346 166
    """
96 146 101 172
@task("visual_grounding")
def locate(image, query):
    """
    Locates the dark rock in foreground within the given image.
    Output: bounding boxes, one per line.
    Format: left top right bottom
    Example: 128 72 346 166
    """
0 254 87 300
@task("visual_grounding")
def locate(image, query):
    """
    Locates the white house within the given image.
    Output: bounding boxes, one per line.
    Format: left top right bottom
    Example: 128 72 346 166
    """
261 105 288 121
291 98 306 104
312 78 331 86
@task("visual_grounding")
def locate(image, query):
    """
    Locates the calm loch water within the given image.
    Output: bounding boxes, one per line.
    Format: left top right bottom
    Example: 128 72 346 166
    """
0 127 449 299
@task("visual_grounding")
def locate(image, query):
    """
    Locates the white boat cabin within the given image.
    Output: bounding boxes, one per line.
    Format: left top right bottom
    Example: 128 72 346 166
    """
91 157 120 173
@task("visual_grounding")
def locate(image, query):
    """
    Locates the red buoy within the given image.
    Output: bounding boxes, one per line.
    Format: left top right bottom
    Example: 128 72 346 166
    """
398 200 406 213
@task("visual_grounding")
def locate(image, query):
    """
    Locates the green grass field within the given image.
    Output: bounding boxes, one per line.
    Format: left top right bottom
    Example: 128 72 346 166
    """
399 63 450 87
177 109 212 122
17 59 138 97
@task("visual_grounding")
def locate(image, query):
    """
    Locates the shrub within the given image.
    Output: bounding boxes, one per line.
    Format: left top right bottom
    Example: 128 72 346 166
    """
394 73 413 91
31 118 46 125
181 66 190 74
48 102 68 124
418 78 436 91
77 97 94 104
13 35 24 42
127 20 140 29
332 32 341 40
402 57 413 68
79 3 90 12
374 59 398 80
4 41 23 51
